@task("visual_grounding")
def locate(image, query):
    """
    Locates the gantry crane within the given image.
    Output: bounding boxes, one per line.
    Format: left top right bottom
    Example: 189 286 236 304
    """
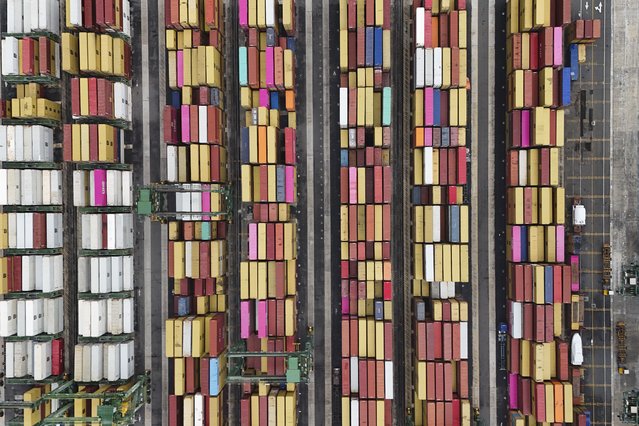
0 373 150 425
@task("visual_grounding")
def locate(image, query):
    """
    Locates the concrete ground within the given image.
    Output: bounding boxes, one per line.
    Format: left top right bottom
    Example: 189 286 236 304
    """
610 0 639 424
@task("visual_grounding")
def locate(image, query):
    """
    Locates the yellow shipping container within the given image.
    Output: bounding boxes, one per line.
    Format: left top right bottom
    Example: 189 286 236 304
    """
519 0 533 31
507 0 520 35
520 339 530 377
512 70 524 109
442 48 451 89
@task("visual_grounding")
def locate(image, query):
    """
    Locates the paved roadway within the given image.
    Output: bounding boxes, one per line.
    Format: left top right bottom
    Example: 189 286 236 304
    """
563 0 612 424
474 0 500 425
610 0 639 424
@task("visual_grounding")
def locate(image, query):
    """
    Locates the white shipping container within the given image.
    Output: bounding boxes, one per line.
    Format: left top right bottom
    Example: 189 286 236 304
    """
122 171 133 206
44 297 63 334
74 345 84 381
0 127 6 160
108 214 118 249
80 344 91 381
194 393 204 426
14 126 24 161
41 255 64 292
339 88 348 129
510 301 523 339
46 213 63 248
122 297 134 333
99 256 112 293
349 356 358 393
90 344 104 382
23 0 35 33
7 0 23 33
106 343 120 381
5 342 15 378
265 0 276 27
415 48 425 89
24 299 44 336
123 256 133 290
0 299 18 336
68 0 82 27
120 340 134 379
518 150 527 186
111 255 123 292
122 0 131 36
432 206 441 242
13 341 28 378
198 106 208 143
425 244 435 282
1 38 19 76
447 282 455 298
384 361 394 399
107 299 123 335
78 300 91 336
415 8 425 48
38 0 60 34
422 147 433 185
183 317 193 357
73 170 88 206
21 255 35 291
350 399 359 425
167 145 178 182
33 341 52 380
433 48 442 89
460 321 469 359
425 48 434 87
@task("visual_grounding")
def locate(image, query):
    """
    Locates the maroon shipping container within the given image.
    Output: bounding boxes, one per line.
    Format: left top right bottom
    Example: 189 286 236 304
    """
529 32 539 70
341 358 350 396
185 357 198 393
83 0 94 27
358 359 367 398
444 362 453 401
439 13 449 47
209 314 225 356
508 336 520 374
534 304 545 343
442 322 452 360
557 340 569 380
357 27 365 67
349 318 358 356
523 303 533 341
71 79 81 117
544 305 554 343
534 382 546 421
168 395 182 426
435 362 444 401
416 321 426 360
518 376 532 415
449 11 459 48
524 265 533 302
509 33 522 71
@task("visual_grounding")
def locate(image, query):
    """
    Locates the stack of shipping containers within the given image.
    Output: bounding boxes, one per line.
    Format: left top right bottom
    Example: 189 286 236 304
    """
504 0 584 423
338 0 394 423
0 0 64 422
410 1 471 424
237 0 299 422
61 0 138 415
164 0 229 423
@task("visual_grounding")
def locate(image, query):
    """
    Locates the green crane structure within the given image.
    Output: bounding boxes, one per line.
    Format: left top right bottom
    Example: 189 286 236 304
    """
0 373 150 425
135 183 231 222
621 264 639 296
620 390 639 424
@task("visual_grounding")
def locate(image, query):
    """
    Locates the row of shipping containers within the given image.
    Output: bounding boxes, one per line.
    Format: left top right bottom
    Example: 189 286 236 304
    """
504 0 599 423
164 0 229 424
339 0 394 424
1 2 69 423
238 1 301 423
411 2 472 425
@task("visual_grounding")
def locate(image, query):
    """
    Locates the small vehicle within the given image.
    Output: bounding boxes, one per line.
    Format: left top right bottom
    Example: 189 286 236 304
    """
498 323 508 371
573 198 586 233
571 333 584 366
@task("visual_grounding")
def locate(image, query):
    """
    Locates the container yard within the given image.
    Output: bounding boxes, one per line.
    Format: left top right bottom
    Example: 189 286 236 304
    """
0 0 623 424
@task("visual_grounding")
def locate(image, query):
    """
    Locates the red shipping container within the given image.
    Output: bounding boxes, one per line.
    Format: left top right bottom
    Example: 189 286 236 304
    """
557 341 569 380
534 304 545 343
427 362 435 400
367 360 376 398
347 0 356 29
357 27 365 67
366 0 374 25
452 323 460 361
416 322 427 360
439 13 449 47
518 376 532 415
529 32 539 70
341 358 350 396
435 362 444 401
457 147 467 184
442 322 452 360
384 321 393 360
83 0 94 27
22 38 34 75
524 265 533 302
71 79 81 117
38 37 50 75
349 318 358 356
190 105 199 143
545 304 554 343
51 338 63 375
341 320 350 357
89 124 99 161
534 382 546 421
185 357 198 393
443 362 453 401
358 359 367 398
104 0 115 28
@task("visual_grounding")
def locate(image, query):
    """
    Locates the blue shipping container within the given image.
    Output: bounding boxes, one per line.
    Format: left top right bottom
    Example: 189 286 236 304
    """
365 27 374 66
276 165 286 202
561 67 571 106
449 205 460 243
442 127 450 147
374 300 384 320
382 87 392 126
521 226 528 262
340 149 349 167
239 47 248 86
374 27 383 68
433 89 441 126
270 91 280 110
170 90 181 108
544 266 553 304
570 44 579 81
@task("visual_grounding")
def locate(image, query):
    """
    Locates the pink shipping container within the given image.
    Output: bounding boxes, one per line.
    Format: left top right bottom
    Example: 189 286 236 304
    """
239 0 247 28
202 189 211 220
259 89 269 108
265 47 274 88
341 282 350 314
181 105 190 143
257 300 267 338
285 166 296 202
509 373 518 409
349 167 357 204
521 110 530 147
556 225 565 262
240 301 250 338
553 27 563 67
177 51 184 87
93 169 107 206
424 128 433 147
509 226 522 262
424 88 434 125
248 223 257 260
